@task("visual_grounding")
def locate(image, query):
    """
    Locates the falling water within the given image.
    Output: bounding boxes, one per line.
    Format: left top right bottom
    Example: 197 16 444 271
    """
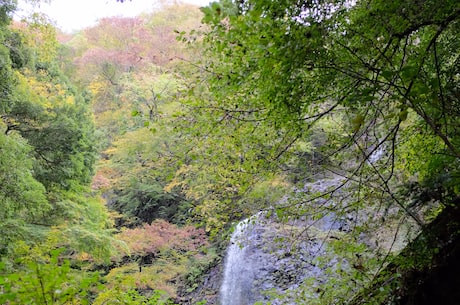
219 219 254 305
219 215 272 305
368 144 385 164
219 177 346 305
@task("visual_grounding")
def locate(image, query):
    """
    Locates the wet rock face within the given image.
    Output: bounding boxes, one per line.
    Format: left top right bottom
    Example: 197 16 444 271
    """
219 176 356 305
219 214 333 305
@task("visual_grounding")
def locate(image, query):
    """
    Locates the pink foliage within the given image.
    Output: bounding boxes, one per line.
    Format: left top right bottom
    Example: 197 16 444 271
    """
91 172 111 190
117 220 209 256
77 16 158 73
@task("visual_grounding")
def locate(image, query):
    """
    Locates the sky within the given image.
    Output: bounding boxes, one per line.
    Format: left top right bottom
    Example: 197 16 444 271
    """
16 0 211 33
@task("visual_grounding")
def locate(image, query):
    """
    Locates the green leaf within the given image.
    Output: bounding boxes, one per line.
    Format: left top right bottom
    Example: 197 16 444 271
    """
400 65 418 82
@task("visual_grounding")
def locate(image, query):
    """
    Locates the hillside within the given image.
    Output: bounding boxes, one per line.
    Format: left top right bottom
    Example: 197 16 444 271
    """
1 0 459 304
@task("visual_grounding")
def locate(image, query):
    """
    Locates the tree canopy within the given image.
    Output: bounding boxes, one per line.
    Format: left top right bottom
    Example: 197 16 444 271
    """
1 0 459 304
173 0 460 302
176 0 460 228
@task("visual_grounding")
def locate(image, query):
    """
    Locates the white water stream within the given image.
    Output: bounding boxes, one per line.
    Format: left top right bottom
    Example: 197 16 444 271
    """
219 145 388 304
219 177 345 305
219 218 257 305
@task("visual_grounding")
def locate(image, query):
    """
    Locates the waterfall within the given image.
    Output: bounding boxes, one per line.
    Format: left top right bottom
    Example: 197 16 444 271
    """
220 219 254 305
218 167 411 304
368 144 385 164
219 177 346 305
219 213 330 305
220 215 269 305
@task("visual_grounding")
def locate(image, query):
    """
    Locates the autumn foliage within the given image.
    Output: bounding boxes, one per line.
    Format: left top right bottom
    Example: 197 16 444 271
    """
117 219 209 257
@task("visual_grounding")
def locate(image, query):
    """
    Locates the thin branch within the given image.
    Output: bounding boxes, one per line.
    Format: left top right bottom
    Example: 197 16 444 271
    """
432 39 447 135
394 20 460 159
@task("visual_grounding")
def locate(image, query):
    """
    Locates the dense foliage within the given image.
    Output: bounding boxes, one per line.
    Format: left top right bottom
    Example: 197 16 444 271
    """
2 2 215 304
0 1 112 260
177 0 460 303
1 0 459 304
188 0 460 224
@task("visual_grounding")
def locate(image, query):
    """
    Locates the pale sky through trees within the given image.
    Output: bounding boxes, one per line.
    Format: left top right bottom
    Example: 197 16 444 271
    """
17 0 210 32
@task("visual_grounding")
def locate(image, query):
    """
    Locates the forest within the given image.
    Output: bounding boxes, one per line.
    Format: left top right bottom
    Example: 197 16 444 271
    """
0 0 459 304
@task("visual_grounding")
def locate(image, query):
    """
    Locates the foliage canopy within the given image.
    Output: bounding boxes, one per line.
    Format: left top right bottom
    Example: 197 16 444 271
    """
1 0 459 303
178 0 460 230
